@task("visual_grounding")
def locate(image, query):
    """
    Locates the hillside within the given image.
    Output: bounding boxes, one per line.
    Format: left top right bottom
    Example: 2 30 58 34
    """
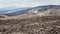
0 5 60 16
1 6 60 20
0 5 60 34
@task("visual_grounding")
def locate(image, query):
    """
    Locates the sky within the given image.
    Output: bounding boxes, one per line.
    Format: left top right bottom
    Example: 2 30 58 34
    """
0 0 60 8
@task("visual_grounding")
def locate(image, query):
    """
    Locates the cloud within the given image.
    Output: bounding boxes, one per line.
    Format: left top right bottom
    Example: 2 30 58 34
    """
0 0 60 8
0 0 41 8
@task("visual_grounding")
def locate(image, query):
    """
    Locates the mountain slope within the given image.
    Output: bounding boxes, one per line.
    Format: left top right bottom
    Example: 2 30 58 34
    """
0 5 60 16
0 5 60 19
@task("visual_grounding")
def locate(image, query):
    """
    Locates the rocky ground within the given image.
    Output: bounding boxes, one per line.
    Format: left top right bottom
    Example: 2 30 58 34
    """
0 16 60 34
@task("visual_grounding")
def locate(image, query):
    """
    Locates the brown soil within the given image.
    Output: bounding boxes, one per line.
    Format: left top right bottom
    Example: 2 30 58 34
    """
0 16 60 34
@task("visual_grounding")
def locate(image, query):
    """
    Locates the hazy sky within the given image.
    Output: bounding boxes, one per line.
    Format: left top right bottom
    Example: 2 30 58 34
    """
0 0 60 8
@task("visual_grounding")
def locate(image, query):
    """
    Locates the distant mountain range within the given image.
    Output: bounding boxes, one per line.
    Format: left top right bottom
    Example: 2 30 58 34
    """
0 5 60 16
0 7 32 14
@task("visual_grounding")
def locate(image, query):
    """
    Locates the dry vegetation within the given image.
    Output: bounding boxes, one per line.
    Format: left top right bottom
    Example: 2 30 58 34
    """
0 16 60 34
